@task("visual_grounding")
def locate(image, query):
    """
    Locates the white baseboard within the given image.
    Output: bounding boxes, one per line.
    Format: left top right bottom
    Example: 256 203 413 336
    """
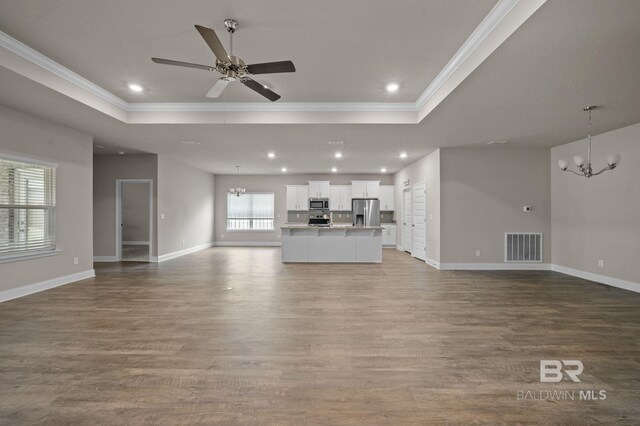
552 264 640 294
438 262 551 271
152 242 214 263
214 241 282 247
93 255 118 262
0 269 95 303
122 241 150 246
425 257 441 269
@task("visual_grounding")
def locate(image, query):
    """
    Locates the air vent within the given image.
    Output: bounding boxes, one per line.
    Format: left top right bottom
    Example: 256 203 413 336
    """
505 233 543 262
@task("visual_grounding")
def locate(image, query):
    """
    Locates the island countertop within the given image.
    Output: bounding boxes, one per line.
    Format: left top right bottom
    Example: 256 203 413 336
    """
281 224 383 230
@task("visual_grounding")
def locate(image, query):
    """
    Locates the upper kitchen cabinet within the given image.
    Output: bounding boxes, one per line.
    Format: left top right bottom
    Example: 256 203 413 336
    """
286 185 309 211
379 185 395 211
330 185 352 211
308 181 331 198
351 181 380 199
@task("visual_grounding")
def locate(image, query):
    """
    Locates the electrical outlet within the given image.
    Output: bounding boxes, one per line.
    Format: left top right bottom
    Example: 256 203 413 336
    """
181 240 185 247
296 214 300 218
221 234 224 239
429 214 433 220
598 259 604 267
339 214 342 218
73 257 79 265
161 213 165 220
476 250 481 257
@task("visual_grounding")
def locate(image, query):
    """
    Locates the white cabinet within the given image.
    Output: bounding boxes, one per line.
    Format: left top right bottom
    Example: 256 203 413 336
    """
329 185 352 211
382 224 397 246
351 181 380 198
308 181 331 198
286 185 309 211
379 185 395 211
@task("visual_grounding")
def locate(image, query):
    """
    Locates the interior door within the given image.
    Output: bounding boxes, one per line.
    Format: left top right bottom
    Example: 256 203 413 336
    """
403 188 412 252
412 183 427 261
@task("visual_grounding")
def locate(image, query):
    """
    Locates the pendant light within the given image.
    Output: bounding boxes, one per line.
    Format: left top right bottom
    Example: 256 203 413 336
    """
228 165 246 197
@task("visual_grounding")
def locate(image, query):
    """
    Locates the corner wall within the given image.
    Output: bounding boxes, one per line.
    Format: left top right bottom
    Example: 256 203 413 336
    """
157 156 215 258
551 122 640 285
0 105 94 297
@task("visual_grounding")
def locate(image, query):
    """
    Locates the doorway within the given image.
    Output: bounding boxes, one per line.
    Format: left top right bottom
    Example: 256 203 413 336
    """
402 187 412 252
116 179 153 262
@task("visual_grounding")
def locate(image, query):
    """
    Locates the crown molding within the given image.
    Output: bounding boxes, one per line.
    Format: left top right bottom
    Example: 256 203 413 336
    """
0 0 544 123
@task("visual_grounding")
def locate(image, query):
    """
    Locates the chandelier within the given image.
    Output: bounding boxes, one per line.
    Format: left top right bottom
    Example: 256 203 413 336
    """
228 165 246 197
558 106 621 178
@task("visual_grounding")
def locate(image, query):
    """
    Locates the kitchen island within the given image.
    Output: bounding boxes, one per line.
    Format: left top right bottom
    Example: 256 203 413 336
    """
281 224 382 263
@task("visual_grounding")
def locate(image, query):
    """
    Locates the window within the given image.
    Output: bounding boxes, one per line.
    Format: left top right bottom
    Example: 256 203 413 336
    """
227 193 274 230
0 157 56 259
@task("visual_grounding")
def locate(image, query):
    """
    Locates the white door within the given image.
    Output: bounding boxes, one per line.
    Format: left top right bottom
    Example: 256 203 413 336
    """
412 183 427 261
403 187 412 252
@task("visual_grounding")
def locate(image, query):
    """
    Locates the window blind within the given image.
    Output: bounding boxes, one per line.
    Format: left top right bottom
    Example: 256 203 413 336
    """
0 157 56 258
227 193 274 230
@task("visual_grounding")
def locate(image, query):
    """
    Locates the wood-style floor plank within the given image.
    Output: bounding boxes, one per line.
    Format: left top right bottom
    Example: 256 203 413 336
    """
1 248 639 424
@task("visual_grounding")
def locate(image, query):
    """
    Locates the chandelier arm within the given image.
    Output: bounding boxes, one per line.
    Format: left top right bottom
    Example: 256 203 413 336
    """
562 169 585 177
589 166 614 177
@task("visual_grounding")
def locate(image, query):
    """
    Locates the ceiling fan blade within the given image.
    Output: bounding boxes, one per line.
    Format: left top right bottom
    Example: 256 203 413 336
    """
152 57 214 71
240 78 281 102
206 78 230 98
246 60 296 75
195 24 230 62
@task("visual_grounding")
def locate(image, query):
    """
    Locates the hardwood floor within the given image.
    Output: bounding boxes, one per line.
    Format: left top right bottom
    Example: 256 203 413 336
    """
1 247 639 424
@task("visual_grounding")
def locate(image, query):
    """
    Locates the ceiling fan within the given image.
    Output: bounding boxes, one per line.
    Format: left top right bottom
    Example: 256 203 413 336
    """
152 19 295 102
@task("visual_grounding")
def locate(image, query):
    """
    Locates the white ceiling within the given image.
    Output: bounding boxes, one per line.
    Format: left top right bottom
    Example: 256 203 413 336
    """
0 0 639 174
0 0 495 103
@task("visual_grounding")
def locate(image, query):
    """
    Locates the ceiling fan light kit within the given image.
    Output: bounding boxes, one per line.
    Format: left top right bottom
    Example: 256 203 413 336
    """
558 106 621 178
152 19 295 102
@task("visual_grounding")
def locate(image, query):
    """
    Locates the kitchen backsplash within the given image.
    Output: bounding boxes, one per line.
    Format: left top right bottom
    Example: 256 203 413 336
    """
287 211 395 224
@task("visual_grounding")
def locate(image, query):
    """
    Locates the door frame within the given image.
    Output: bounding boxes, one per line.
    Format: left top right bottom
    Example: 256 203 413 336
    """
115 179 153 262
402 186 412 252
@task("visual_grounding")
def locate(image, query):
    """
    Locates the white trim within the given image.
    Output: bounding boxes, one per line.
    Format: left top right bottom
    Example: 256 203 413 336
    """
0 269 95 303
0 152 59 169
122 241 150 246
415 0 520 110
214 241 282 247
116 179 153 262
0 249 61 264
0 31 128 110
425 257 441 269
93 256 118 262
551 265 640 294
127 102 416 113
438 263 552 271
152 242 214 263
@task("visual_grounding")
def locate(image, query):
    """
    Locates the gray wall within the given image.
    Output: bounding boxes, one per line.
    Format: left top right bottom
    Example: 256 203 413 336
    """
93 154 158 257
551 122 640 283
393 150 441 261
214 174 393 244
0 105 93 293
157 156 215 256
440 147 551 264
122 182 151 242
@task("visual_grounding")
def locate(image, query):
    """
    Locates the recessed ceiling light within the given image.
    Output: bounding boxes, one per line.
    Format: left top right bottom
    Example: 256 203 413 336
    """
334 152 343 159
95 145 104 149
181 140 200 145
386 83 399 92
267 152 276 158
281 167 287 172
263 84 269 89
128 83 143 93
381 168 387 173
331 167 337 173
328 140 344 145
117 151 125 155
400 152 407 159
487 140 509 145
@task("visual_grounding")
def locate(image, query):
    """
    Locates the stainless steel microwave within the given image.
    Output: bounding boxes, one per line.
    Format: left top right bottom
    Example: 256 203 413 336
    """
309 198 329 210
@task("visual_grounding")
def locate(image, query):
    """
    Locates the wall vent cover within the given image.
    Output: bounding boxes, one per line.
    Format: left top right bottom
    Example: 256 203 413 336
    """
505 233 543 262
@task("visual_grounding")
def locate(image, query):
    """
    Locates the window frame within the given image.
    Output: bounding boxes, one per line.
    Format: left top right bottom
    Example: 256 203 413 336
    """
226 191 276 232
0 153 58 262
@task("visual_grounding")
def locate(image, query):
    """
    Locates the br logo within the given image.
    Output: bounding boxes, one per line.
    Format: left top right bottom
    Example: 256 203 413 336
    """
540 360 583 383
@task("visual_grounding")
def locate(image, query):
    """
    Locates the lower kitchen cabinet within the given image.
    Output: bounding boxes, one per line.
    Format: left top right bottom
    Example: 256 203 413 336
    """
382 224 396 247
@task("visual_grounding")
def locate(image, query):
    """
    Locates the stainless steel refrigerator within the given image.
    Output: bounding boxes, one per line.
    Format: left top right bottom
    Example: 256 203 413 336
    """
352 198 380 226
